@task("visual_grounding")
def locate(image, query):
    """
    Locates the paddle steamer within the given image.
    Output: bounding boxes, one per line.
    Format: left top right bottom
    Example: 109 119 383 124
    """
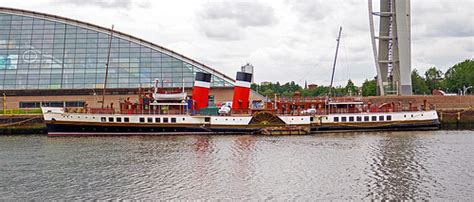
42 71 439 136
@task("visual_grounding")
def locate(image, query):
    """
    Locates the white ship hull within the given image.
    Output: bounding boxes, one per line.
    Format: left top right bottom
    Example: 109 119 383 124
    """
41 107 440 136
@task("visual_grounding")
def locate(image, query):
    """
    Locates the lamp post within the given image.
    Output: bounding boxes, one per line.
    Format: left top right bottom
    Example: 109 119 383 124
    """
463 86 472 95
2 93 6 115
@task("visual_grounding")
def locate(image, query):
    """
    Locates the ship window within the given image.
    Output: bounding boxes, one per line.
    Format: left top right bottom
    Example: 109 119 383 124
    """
183 118 186 121
371 116 377 121
140 117 145 123
334 117 339 122
379 116 384 121
205 117 210 122
109 117 114 122
341 117 347 122
116 117 122 122
364 116 369 121
356 116 362 122
147 117 153 123
387 115 392 121
163 118 169 123
155 118 161 123
101 117 106 122
124 117 129 122
411 114 414 117
310 117 314 122
349 117 354 122
171 118 176 123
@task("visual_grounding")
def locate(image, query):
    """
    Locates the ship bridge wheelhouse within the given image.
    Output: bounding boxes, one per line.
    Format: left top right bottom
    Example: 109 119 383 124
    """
326 101 364 114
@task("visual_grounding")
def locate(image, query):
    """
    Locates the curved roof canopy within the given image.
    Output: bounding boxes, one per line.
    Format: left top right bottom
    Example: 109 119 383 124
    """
0 6 235 85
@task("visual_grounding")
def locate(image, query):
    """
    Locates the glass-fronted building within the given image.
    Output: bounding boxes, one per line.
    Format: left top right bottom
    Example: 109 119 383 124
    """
0 7 234 91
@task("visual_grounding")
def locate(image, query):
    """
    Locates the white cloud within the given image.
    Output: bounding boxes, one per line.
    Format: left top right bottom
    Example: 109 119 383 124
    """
2 0 473 86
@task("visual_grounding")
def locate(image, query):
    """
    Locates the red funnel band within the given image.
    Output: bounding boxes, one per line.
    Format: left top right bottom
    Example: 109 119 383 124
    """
232 71 252 110
232 86 250 110
193 86 210 110
192 72 212 111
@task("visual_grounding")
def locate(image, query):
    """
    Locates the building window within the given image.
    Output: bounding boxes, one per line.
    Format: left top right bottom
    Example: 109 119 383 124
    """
387 115 392 121
163 117 169 123
124 117 129 122
371 116 377 121
356 116 362 122
155 117 161 123
334 117 339 122
139 117 145 123
171 118 176 123
379 116 384 121
341 117 347 122
116 117 122 122
19 102 41 108
19 101 86 108
147 117 153 123
42 101 64 107
349 117 354 122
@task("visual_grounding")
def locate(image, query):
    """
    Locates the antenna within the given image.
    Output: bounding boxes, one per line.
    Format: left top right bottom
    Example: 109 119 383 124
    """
329 26 342 97
101 24 114 108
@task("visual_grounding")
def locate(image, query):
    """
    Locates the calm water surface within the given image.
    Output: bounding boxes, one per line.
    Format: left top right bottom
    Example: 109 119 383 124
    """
0 130 473 200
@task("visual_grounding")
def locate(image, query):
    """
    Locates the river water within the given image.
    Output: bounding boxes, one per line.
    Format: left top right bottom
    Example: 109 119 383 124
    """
0 130 473 200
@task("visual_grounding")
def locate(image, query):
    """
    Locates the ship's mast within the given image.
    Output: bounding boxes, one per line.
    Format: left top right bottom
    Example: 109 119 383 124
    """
328 26 342 97
101 25 114 108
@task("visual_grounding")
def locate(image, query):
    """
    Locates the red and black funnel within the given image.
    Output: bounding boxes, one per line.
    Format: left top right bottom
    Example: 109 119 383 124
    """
232 71 252 110
192 72 212 111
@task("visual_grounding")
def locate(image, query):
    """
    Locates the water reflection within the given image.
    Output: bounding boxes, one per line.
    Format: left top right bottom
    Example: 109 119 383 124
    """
365 132 443 199
0 131 472 200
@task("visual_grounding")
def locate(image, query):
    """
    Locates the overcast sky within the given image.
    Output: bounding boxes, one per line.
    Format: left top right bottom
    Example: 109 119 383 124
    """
2 0 473 86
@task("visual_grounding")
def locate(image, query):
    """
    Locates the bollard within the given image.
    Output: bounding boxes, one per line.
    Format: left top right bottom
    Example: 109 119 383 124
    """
457 112 461 129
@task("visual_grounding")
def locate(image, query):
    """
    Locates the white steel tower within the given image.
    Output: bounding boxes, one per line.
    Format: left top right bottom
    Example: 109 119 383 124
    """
369 0 413 95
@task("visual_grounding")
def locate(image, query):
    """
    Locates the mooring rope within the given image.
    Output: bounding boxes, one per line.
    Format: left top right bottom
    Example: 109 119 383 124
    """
0 116 42 127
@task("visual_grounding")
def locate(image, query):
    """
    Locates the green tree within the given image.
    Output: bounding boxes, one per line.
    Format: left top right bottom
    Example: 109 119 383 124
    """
344 79 358 96
424 67 443 92
260 88 275 97
443 59 474 93
411 69 429 95
361 79 376 96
